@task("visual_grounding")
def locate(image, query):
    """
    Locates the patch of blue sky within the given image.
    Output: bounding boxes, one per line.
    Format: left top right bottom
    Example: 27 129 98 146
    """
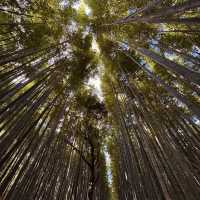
59 0 70 9
192 116 200 126
128 8 137 15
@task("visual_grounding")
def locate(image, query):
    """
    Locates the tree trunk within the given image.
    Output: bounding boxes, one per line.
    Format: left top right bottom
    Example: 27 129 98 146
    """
111 0 200 25
130 44 200 85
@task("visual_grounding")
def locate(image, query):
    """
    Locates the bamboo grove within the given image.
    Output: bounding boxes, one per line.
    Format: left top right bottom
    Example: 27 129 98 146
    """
0 0 200 200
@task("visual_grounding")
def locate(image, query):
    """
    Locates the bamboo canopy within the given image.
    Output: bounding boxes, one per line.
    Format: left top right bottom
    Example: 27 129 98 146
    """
0 0 200 199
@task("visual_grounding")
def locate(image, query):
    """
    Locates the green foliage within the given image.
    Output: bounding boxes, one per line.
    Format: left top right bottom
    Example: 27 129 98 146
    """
0 1 200 200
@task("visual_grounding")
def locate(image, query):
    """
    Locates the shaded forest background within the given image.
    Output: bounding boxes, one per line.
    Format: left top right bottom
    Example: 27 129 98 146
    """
0 0 200 199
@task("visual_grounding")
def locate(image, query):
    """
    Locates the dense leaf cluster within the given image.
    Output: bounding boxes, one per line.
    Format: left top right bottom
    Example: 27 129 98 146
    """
0 0 200 199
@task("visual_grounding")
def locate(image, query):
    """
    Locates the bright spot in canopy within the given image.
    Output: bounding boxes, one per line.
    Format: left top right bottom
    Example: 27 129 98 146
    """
92 37 100 54
73 0 92 16
88 37 103 101
88 74 103 101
